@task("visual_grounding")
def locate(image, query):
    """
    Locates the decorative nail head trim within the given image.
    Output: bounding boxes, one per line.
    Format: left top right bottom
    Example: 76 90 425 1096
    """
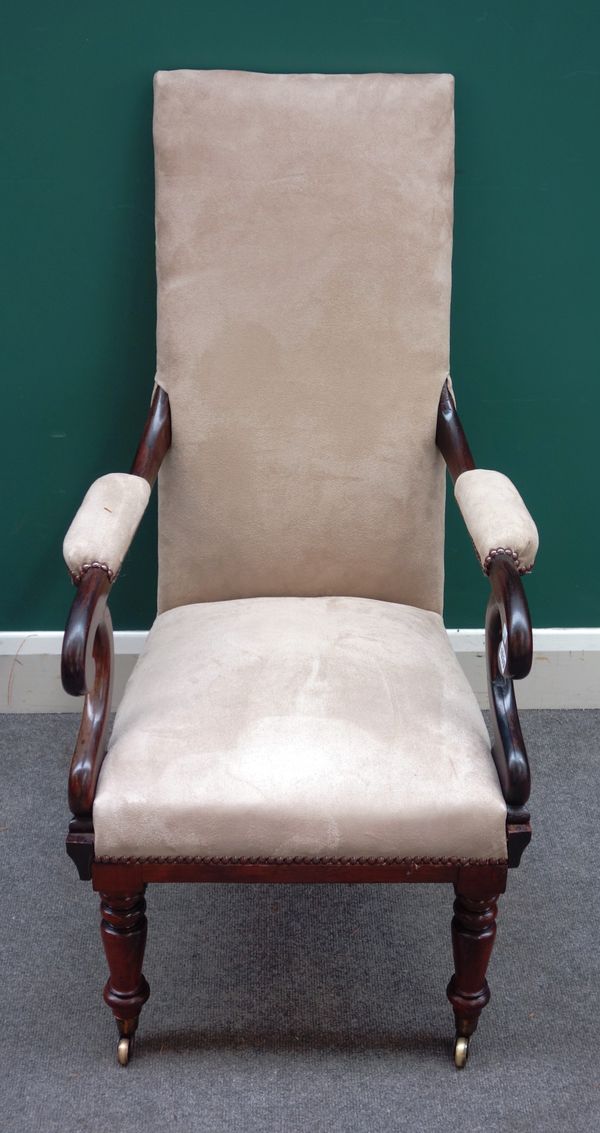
483 547 532 576
95 853 507 867
69 561 115 586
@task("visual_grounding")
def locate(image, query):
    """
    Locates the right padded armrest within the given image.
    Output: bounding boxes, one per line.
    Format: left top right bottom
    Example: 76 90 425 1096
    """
455 469 539 576
63 472 151 584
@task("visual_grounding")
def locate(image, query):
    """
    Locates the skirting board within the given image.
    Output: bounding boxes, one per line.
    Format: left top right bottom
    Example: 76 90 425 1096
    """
0 629 599 712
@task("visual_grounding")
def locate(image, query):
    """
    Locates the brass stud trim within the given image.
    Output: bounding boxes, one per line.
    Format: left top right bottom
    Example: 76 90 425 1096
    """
95 853 508 867
69 561 115 586
483 546 533 576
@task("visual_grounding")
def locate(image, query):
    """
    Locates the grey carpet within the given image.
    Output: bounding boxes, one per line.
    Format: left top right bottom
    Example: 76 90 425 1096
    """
0 711 599 1133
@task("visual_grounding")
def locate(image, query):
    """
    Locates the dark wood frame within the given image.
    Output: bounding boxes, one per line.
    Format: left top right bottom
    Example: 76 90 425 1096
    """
62 380 533 1068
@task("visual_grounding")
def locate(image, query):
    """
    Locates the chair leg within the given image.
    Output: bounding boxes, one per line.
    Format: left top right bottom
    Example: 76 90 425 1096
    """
446 887 499 1068
99 888 150 1066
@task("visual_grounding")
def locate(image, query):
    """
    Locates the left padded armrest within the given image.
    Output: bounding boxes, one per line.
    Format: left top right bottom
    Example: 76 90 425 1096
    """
455 469 539 575
63 472 151 584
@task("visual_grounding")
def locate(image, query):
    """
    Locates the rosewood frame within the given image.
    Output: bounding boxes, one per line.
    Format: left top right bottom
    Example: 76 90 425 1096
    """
62 379 533 1067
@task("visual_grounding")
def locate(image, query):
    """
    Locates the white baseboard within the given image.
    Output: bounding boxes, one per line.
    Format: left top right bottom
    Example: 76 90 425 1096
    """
1 629 599 713
450 628 600 710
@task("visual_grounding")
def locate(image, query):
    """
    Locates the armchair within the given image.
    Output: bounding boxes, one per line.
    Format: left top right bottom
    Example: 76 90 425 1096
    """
62 70 538 1069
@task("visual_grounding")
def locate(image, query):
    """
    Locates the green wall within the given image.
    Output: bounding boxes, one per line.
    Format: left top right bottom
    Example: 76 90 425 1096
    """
3 2 598 630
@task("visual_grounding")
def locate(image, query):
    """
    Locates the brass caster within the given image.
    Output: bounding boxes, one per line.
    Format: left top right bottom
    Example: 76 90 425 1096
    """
117 1035 134 1067
454 1035 469 1069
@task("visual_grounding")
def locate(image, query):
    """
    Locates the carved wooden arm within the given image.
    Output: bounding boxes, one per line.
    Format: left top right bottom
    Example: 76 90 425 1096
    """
63 567 113 811
435 380 533 865
62 386 171 875
485 555 532 807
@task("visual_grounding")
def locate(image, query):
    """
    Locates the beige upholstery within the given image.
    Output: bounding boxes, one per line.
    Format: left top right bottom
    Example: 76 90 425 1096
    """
94 597 508 862
455 469 539 574
63 473 151 581
153 70 455 615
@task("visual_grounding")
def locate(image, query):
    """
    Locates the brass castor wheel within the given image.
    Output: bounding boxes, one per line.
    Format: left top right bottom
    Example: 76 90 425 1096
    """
454 1035 469 1069
117 1035 134 1067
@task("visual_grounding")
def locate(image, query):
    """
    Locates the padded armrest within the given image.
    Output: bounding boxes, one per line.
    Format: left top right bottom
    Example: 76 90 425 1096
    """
63 473 151 584
455 469 538 575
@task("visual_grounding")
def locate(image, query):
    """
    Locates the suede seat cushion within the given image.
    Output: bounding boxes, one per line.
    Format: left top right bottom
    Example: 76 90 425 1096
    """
94 597 507 862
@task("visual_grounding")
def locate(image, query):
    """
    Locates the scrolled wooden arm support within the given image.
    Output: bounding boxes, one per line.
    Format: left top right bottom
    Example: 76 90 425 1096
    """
63 386 171 879
487 554 533 684
63 567 114 878
63 568 114 814
486 552 532 797
436 380 533 866
62 567 112 701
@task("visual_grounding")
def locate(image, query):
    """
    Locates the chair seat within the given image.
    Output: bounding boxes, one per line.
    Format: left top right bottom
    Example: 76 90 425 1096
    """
94 597 507 862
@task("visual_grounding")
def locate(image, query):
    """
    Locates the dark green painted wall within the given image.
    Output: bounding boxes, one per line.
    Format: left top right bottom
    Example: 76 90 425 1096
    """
3 2 598 630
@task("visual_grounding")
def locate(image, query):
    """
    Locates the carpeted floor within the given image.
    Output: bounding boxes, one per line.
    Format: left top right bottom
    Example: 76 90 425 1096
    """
0 711 599 1132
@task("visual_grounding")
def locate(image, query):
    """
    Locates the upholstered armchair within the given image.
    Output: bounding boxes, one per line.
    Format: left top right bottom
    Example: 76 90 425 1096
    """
62 70 538 1069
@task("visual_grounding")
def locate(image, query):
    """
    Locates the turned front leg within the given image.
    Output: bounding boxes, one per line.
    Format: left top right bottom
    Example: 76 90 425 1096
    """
100 889 150 1064
446 889 499 1066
